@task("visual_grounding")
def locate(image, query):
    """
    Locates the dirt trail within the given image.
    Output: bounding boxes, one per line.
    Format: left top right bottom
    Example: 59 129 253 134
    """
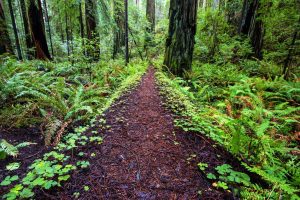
42 68 235 200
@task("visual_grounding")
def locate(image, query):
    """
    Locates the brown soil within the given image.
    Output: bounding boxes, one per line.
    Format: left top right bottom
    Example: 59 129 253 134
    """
36 68 246 200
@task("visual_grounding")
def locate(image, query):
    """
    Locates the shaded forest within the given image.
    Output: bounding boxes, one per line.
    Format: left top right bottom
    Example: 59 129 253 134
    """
0 0 299 199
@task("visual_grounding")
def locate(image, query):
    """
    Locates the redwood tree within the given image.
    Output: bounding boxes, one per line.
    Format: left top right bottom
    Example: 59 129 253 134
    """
239 0 264 59
20 0 34 59
0 0 12 54
28 0 51 60
164 0 198 76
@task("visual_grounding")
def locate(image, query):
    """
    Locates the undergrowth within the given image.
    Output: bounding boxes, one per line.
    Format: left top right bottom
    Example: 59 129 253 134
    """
0 58 147 199
0 56 147 146
155 62 300 199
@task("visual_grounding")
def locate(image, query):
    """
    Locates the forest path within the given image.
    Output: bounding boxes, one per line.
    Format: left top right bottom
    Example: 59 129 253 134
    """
48 68 234 199
95 68 208 199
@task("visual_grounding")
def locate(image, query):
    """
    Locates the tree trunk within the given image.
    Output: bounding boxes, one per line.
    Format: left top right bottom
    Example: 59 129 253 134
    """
164 0 198 76
85 0 99 61
28 0 51 60
19 0 34 59
113 0 125 59
42 0 54 56
240 0 263 59
145 0 155 48
146 0 155 32
0 0 13 55
283 19 299 79
124 0 129 64
79 1 85 51
8 0 22 60
65 1 70 56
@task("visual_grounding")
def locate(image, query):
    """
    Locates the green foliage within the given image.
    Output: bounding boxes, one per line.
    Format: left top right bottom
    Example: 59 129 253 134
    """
0 139 34 160
0 57 147 145
156 64 300 199
1 59 147 199
0 176 19 186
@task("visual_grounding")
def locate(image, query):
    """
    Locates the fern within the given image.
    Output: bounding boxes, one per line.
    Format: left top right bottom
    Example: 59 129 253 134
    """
0 139 34 159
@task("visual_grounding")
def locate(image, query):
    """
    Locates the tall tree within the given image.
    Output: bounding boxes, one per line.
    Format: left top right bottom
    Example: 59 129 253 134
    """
85 0 99 61
124 0 129 64
42 0 54 56
65 0 70 56
28 0 51 60
20 0 34 59
239 0 264 59
145 0 155 48
113 0 125 59
0 0 13 54
146 0 155 32
164 0 198 76
78 0 85 50
8 0 22 60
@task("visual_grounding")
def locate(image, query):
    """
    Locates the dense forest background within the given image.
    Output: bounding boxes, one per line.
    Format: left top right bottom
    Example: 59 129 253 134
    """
0 0 299 199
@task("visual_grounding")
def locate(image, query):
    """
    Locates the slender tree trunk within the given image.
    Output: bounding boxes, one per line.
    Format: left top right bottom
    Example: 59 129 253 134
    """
124 0 129 64
8 0 22 60
146 0 155 32
240 0 263 59
65 1 70 56
113 0 125 59
164 0 198 76
28 0 51 60
145 0 155 49
0 0 13 54
79 0 85 51
85 0 99 61
20 0 34 59
42 0 54 56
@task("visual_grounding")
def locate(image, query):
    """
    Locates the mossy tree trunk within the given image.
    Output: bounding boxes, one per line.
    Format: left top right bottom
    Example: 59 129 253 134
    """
164 0 198 76
28 0 51 60
0 0 13 55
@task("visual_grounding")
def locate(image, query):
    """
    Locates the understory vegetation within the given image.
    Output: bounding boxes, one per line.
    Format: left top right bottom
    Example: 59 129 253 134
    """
1 0 299 199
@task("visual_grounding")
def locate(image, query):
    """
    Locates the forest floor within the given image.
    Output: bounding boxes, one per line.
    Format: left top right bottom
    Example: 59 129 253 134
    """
1 68 254 199
37 68 248 200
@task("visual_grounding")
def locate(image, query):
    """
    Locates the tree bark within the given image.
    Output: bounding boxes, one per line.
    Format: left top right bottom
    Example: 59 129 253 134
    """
42 0 54 56
145 0 155 48
0 0 13 55
8 0 22 60
65 0 70 56
124 0 129 64
113 0 125 59
19 0 34 59
28 0 51 60
85 0 99 61
79 0 85 51
239 0 263 59
164 0 198 76
146 0 155 32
